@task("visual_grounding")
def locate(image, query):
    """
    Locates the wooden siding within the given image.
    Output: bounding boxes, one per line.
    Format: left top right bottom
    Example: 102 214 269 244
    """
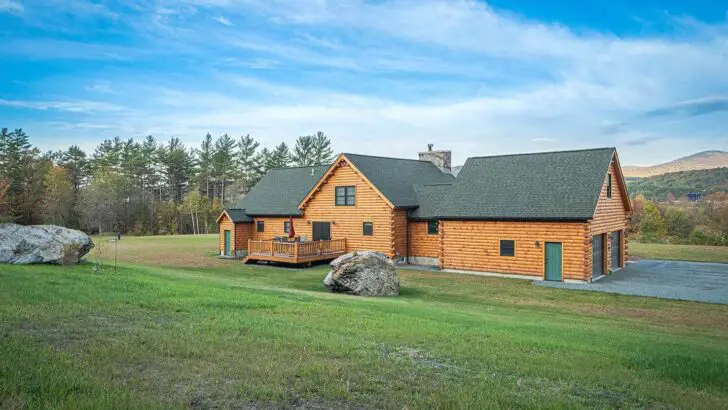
219 214 233 253
392 210 408 258
589 157 630 272
408 221 439 258
302 162 394 256
235 223 251 250
440 220 589 281
590 159 629 234
250 217 292 241
218 214 251 253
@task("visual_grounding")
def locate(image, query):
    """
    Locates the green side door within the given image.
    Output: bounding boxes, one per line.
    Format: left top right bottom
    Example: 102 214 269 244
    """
224 230 231 256
544 242 562 281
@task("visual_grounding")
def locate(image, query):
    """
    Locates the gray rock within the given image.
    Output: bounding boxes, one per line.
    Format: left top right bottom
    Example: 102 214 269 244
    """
324 251 399 296
0 223 95 265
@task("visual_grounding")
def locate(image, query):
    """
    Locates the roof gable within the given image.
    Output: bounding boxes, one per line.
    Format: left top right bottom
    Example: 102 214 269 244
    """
235 165 328 216
299 153 455 210
432 148 617 220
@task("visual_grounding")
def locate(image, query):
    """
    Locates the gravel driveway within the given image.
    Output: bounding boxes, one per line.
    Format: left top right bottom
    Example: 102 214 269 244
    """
536 259 728 304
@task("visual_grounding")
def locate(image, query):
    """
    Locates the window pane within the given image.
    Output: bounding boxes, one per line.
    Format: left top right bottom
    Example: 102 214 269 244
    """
284 222 290 233
427 220 439 235
607 174 612 198
363 222 373 236
500 240 515 257
257 221 265 232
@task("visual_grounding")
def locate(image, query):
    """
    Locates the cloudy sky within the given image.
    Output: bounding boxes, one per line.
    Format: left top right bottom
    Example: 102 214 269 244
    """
0 0 727 166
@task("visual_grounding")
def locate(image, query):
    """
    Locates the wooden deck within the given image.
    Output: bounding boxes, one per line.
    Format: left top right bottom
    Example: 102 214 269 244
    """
243 239 347 265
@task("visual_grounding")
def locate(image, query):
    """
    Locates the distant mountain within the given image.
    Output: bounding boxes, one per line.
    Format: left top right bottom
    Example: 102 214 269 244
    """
623 150 728 178
627 167 728 201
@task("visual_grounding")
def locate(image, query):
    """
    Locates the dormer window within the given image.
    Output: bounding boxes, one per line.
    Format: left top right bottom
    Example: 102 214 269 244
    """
335 186 356 206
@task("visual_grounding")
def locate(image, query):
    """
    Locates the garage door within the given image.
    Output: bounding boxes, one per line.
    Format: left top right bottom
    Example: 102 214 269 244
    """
610 231 621 269
592 234 604 278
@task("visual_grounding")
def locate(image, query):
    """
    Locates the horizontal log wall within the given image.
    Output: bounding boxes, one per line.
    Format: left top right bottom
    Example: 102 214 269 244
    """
235 222 251 250
408 221 439 258
219 214 233 254
441 220 589 281
393 210 408 259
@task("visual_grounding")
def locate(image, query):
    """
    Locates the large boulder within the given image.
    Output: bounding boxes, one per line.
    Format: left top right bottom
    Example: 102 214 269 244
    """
0 224 94 265
324 251 399 296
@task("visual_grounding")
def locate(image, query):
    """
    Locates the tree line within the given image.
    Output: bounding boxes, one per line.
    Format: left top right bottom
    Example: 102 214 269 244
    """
0 128 334 235
629 193 728 246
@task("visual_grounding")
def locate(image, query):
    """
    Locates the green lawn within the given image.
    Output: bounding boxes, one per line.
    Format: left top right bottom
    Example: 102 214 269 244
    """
630 241 728 263
1 235 728 408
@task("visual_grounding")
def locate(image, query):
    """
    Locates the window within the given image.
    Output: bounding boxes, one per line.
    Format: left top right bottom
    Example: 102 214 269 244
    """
500 240 515 257
256 221 265 233
363 222 373 236
427 220 439 235
335 186 356 206
283 221 290 234
607 174 612 199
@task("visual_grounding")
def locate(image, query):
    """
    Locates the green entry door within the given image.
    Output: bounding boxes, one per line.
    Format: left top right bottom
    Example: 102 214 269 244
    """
544 242 562 281
224 230 231 256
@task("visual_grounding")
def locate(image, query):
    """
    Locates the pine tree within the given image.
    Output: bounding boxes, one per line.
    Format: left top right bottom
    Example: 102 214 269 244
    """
60 145 89 191
257 148 271 175
195 133 216 201
291 135 316 166
159 137 193 204
266 142 291 169
312 131 334 165
212 134 236 205
237 134 261 193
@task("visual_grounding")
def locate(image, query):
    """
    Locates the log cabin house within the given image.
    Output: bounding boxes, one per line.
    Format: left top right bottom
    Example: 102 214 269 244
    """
217 146 631 282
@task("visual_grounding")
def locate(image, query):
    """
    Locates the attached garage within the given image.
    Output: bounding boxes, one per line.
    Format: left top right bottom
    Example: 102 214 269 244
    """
592 234 605 279
610 230 622 269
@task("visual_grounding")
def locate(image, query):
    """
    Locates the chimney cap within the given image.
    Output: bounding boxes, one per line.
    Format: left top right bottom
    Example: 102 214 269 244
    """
427 143 433 151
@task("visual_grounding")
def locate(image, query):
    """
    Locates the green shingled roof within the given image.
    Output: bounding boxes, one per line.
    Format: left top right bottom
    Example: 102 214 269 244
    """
227 148 618 222
409 183 454 219
344 154 455 208
234 165 329 216
427 147 617 220
222 208 252 223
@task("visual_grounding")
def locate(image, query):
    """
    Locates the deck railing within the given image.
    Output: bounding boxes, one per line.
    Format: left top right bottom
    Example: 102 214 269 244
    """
248 238 347 260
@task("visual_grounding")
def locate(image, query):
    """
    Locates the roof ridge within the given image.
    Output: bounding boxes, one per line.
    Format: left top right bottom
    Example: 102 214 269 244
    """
343 152 431 163
267 164 330 171
466 147 615 160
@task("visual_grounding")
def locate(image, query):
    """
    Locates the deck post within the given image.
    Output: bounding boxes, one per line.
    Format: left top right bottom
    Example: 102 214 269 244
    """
294 242 299 262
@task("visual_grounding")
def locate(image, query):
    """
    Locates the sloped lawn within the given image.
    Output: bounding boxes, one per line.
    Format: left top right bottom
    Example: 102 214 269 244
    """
1 236 727 408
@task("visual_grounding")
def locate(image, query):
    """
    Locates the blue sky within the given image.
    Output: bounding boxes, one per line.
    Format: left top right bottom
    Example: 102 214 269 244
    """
0 0 726 166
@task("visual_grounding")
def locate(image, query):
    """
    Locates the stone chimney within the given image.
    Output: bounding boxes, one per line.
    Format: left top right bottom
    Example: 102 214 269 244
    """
419 144 452 174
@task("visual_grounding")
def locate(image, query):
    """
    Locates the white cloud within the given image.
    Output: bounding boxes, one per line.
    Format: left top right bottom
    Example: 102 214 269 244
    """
214 16 233 26
4 0 728 166
0 99 125 113
0 0 23 14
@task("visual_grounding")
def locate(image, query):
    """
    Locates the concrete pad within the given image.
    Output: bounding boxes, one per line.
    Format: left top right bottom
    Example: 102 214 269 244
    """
535 259 728 305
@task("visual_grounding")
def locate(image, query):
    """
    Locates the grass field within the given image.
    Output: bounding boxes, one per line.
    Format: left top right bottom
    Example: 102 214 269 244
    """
629 241 728 263
1 235 728 408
